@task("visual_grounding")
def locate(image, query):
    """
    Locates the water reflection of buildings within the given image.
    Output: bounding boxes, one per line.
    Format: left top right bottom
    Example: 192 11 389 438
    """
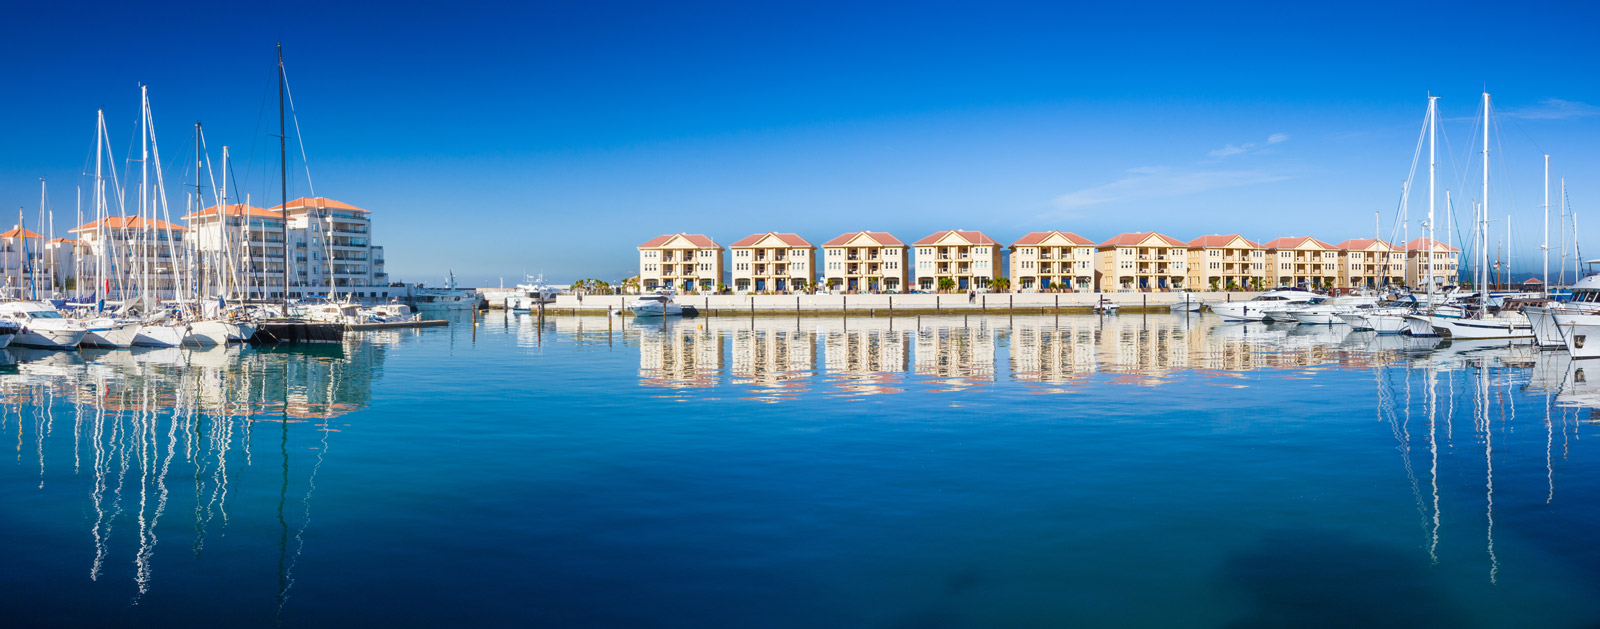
815 318 910 396
915 321 995 391
0 339 387 609
729 321 815 402
636 320 723 389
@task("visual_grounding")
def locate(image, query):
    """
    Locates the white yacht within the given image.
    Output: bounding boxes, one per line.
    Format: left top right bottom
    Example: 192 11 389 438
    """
413 271 479 311
1094 297 1120 314
1210 288 1318 322
78 317 141 348
1289 295 1378 325
629 290 683 317
0 320 18 348
0 301 89 349
505 275 560 311
1174 292 1202 312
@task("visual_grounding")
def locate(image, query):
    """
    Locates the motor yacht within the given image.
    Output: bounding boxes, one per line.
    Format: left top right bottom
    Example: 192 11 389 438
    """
0 301 89 349
1289 295 1378 325
1210 288 1318 322
1094 297 1120 314
413 271 479 311
629 290 683 317
505 274 560 311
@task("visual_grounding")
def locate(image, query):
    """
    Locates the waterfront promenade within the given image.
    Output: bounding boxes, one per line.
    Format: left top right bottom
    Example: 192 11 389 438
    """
521 291 1269 316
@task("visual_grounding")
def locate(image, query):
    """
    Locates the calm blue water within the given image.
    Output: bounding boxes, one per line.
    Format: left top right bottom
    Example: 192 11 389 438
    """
3 311 1600 627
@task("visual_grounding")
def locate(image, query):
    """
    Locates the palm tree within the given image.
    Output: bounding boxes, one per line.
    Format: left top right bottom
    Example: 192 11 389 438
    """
937 277 956 293
990 277 1010 293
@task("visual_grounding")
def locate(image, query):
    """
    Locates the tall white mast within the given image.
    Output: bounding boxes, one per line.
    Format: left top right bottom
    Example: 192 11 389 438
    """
140 84 150 309
1543 155 1550 295
1481 92 1490 308
1447 190 1454 284
1428 96 1437 298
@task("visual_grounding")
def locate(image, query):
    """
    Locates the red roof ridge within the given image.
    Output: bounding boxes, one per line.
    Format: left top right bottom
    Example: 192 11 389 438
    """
913 230 998 246
822 231 905 247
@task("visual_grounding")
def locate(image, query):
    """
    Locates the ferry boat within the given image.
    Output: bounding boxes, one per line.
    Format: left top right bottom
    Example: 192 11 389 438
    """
629 290 683 317
0 301 88 349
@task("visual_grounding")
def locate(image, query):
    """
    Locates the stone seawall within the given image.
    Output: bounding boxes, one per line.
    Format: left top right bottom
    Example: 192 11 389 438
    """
513 292 1266 316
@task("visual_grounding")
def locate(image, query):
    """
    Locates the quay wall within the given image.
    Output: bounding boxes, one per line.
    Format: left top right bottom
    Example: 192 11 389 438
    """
517 292 1267 316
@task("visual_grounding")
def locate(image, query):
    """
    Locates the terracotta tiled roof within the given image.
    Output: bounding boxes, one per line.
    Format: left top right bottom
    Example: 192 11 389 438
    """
0 226 41 239
730 232 813 248
822 231 905 247
1098 232 1186 248
1523 277 1544 284
69 217 189 233
1186 234 1261 248
913 230 998 246
1261 236 1334 250
268 197 369 213
1403 237 1460 252
47 238 79 244
1011 231 1095 247
183 204 284 221
1332 238 1392 251
639 233 721 248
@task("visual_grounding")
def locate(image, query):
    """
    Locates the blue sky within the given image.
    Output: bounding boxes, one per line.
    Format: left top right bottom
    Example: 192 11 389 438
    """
3 1 1598 284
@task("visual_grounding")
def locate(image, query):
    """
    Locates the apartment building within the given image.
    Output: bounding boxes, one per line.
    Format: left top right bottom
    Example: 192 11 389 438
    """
1262 237 1339 288
0 226 53 298
42 238 90 292
820 231 908 293
1185 234 1265 291
1097 232 1188 291
729 232 814 293
68 217 188 299
638 233 725 293
912 230 1002 291
1404 237 1461 287
1333 238 1405 289
183 204 289 300
271 197 392 300
1008 231 1096 292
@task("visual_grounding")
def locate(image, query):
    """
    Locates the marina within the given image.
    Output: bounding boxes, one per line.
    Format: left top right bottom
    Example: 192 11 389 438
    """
3 311 1600 624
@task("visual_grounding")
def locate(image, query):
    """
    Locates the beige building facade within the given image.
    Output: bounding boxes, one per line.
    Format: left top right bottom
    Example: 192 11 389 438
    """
1097 232 1188 291
913 230 1002 291
821 231 908 293
1185 234 1265 291
1008 231 1096 292
1332 238 1405 289
639 233 725 293
1262 237 1339 289
1404 238 1461 287
729 232 814 293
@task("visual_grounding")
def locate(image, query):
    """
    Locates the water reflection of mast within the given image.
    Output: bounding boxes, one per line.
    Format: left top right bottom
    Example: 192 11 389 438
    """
1479 357 1497 584
1427 366 1440 564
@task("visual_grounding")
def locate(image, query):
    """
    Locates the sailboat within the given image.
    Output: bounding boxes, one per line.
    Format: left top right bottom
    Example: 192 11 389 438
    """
1405 93 1532 340
74 109 140 348
125 85 192 347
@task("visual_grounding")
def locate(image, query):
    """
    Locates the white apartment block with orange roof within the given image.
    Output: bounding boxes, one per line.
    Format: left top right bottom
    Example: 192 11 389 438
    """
638 233 725 293
1404 238 1460 287
1332 238 1405 289
913 230 1002 292
1097 232 1188 291
729 232 815 293
821 231 909 293
270 197 393 300
67 217 190 300
42 238 90 293
1185 234 1266 291
1008 231 1096 292
0 225 55 298
1262 237 1339 289
183 203 291 300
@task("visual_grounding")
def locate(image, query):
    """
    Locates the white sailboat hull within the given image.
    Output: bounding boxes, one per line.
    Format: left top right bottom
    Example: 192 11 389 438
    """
1525 306 1566 348
81 321 140 349
1406 313 1532 341
185 320 231 346
133 324 187 347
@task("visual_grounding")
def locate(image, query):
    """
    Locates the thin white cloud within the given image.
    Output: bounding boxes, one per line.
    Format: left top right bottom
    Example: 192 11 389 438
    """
1053 167 1289 210
1207 132 1288 159
1504 98 1600 120
1208 143 1252 158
